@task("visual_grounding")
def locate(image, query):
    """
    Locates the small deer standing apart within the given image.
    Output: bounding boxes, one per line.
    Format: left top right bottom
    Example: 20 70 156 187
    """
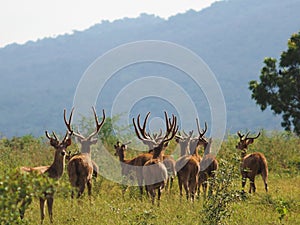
114 141 136 197
20 131 72 224
236 131 268 193
64 107 105 198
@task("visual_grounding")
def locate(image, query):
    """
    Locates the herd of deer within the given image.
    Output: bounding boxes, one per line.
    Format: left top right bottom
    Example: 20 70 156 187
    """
19 107 269 224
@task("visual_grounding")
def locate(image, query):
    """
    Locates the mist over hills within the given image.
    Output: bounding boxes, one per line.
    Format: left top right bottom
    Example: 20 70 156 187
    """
1 0 300 137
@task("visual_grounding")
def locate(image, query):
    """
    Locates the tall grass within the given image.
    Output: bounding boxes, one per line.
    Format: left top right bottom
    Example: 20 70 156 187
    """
0 131 299 224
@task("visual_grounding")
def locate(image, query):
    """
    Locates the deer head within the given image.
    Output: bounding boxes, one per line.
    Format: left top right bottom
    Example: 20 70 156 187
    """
114 141 131 161
133 111 178 159
236 131 261 151
45 130 72 157
189 118 208 154
175 130 194 156
64 106 106 153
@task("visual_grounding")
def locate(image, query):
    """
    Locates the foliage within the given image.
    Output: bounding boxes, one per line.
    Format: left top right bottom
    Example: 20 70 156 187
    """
249 31 300 134
0 169 58 224
201 154 242 225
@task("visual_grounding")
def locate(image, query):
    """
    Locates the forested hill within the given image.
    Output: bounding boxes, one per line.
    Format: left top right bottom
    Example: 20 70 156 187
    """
1 0 300 137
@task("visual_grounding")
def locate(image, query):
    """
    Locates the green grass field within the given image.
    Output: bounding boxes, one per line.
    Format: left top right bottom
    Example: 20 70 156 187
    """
0 131 299 224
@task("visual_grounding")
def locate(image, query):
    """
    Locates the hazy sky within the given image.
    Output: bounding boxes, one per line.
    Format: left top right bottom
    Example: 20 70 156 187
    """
0 0 221 47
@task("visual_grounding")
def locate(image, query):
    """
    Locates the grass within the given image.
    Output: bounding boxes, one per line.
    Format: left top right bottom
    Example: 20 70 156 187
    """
20 174 299 225
0 131 299 224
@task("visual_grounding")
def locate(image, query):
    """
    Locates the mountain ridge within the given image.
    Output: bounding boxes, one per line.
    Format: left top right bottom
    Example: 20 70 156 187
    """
1 0 299 137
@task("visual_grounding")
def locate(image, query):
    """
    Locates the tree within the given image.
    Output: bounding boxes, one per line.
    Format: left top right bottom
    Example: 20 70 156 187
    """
249 31 300 134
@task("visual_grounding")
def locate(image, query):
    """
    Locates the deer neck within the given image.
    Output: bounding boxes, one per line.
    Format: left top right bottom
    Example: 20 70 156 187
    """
118 151 126 162
180 141 190 156
152 146 164 161
203 142 210 156
46 151 66 179
80 143 92 156
241 148 247 159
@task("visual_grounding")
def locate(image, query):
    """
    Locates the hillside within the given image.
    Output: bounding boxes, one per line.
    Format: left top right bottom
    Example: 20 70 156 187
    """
0 0 300 137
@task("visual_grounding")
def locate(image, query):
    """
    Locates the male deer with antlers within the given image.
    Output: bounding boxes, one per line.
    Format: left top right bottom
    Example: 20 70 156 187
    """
198 137 218 198
175 119 208 202
64 107 105 199
133 112 177 192
236 131 268 193
20 130 72 224
135 112 178 205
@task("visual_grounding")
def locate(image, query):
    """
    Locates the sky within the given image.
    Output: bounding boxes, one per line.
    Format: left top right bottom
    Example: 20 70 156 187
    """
0 0 221 48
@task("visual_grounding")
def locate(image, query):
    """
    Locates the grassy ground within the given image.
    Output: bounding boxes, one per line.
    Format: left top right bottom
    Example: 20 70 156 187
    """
0 131 299 224
21 174 300 225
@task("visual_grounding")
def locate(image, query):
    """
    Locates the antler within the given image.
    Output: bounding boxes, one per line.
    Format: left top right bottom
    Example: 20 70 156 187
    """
237 131 244 139
87 107 106 140
196 118 207 137
132 112 157 146
64 107 105 140
245 131 260 140
160 112 179 144
237 131 260 140
64 108 85 140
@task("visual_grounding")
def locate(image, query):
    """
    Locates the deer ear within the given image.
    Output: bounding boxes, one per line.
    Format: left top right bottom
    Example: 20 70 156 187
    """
163 142 169 148
90 138 98 145
246 138 254 145
65 138 72 146
50 139 59 147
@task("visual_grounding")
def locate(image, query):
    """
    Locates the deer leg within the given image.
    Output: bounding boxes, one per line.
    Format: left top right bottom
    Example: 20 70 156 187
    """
165 177 170 191
183 181 189 201
19 197 31 220
87 179 92 197
178 175 183 200
46 196 54 224
249 177 256 193
241 176 246 193
190 178 197 202
150 188 156 205
39 197 46 224
197 180 201 198
170 176 174 191
261 172 268 192
136 170 144 199
77 183 85 198
157 188 162 206
202 181 208 199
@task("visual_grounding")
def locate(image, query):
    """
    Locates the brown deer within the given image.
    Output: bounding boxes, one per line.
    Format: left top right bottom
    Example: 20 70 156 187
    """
141 112 178 205
198 137 218 198
114 141 136 197
64 107 105 198
20 130 72 224
236 131 268 193
175 119 207 201
136 112 177 191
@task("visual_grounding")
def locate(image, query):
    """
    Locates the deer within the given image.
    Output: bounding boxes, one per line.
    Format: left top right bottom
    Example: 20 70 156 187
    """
140 112 178 205
175 130 194 156
198 137 218 198
20 130 72 224
135 112 177 191
114 141 136 197
64 106 105 199
236 131 268 193
175 119 207 202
